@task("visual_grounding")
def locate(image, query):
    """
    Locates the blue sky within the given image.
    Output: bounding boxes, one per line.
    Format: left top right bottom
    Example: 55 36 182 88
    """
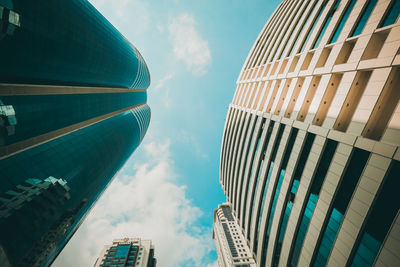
53 1 280 266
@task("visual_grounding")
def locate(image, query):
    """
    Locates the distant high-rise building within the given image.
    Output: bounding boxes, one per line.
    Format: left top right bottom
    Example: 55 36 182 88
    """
217 0 400 267
213 203 256 267
94 238 156 267
0 0 150 266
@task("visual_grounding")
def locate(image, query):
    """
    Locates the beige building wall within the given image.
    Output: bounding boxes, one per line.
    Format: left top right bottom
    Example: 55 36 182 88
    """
213 203 257 267
218 0 400 266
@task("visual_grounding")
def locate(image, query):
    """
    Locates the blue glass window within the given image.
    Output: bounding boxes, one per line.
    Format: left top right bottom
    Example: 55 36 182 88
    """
243 118 266 228
255 161 274 252
279 2 317 59
254 124 284 254
115 244 131 258
0 1 150 89
265 169 286 237
0 92 146 148
255 34 269 66
299 1 328 53
226 111 244 197
313 0 341 49
379 0 400 27
236 115 258 219
288 139 338 267
348 161 400 267
351 0 378 37
311 148 370 267
260 128 299 267
248 121 275 240
0 111 144 266
233 113 252 215
329 0 357 44
272 133 315 267
288 1 319 56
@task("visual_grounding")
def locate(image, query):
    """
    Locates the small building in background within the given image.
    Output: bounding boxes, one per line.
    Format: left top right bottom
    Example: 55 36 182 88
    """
94 238 156 267
213 203 256 267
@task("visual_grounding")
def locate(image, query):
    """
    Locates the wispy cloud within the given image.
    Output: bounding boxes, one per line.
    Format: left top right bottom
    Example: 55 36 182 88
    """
154 73 174 91
89 0 150 38
168 13 211 76
176 130 209 160
206 262 219 267
152 73 175 109
53 140 216 267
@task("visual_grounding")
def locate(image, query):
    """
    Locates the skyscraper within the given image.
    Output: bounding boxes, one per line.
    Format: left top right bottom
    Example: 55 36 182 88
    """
213 203 256 267
0 0 150 266
217 0 400 266
94 238 156 267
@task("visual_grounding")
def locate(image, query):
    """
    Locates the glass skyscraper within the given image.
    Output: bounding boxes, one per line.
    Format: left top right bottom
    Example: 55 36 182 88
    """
0 0 151 266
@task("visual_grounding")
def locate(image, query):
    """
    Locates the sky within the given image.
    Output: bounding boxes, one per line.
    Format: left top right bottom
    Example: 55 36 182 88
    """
53 0 280 266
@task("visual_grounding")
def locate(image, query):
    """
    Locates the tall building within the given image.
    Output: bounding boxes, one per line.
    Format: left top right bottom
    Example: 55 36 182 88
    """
0 0 150 266
217 0 400 267
94 238 156 267
213 203 256 267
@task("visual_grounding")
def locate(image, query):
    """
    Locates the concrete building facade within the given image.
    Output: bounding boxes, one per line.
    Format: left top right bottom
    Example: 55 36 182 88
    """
213 203 257 267
94 238 156 267
218 0 400 266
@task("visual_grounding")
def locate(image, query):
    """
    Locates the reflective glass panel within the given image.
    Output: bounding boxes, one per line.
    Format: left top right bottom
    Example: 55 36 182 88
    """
379 0 400 27
351 0 378 36
0 0 150 89
272 133 315 267
0 111 145 266
348 161 400 267
312 148 370 267
254 124 284 254
288 1 319 56
329 0 357 44
299 1 328 53
288 140 338 267
248 121 275 240
237 115 258 219
115 244 131 258
0 92 146 148
243 118 266 228
313 0 341 49
260 128 298 267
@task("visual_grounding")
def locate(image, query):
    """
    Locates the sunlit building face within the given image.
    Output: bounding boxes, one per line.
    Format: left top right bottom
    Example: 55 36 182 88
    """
215 0 400 267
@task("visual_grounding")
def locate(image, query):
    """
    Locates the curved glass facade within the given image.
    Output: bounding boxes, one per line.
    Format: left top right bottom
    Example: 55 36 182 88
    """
0 0 150 89
0 92 147 148
0 110 148 266
0 0 151 266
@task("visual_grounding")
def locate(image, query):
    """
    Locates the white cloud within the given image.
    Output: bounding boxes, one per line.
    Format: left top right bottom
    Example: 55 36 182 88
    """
157 24 165 33
168 13 211 76
176 130 209 160
89 0 150 38
52 140 216 267
154 73 174 91
163 87 174 109
151 73 174 109
206 261 219 267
